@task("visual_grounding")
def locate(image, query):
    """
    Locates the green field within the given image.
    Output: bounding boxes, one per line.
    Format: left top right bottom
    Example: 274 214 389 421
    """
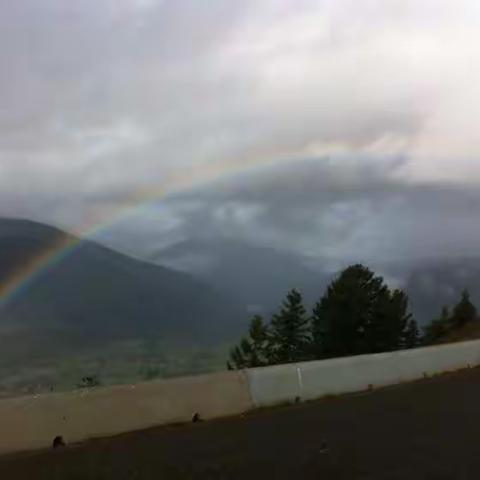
0 337 231 398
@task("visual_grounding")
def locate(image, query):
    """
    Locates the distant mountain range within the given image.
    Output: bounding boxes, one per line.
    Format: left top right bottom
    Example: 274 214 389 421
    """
1 217 480 355
151 237 480 326
151 238 331 316
0 219 244 346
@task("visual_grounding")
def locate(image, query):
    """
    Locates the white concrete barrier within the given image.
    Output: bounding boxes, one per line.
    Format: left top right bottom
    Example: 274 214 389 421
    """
245 362 302 408
247 340 480 407
2 339 480 455
0 370 253 455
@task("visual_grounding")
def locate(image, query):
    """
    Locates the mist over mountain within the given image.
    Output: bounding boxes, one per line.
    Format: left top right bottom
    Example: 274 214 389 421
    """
152 237 480 326
402 258 480 324
1 216 479 357
151 238 331 316
0 219 245 346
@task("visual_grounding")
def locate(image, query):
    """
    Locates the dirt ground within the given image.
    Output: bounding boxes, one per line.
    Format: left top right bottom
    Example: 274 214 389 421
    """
2 368 480 479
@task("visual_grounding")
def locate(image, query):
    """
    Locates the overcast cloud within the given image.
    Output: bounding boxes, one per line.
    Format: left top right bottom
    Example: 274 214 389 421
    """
1 0 480 265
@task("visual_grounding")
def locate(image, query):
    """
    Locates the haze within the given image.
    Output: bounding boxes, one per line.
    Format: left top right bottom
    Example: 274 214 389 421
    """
1 0 480 269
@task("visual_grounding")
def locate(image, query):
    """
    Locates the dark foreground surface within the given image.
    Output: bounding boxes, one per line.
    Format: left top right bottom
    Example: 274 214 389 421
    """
3 369 480 479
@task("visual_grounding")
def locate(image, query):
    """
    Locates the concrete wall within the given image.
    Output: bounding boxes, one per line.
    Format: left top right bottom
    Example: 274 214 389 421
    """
0 370 252 455
2 340 480 455
246 339 480 408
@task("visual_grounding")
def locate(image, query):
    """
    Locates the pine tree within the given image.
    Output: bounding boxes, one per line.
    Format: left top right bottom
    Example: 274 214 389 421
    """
402 318 421 348
311 300 326 358
450 289 477 327
440 305 451 325
423 306 451 344
269 289 310 364
312 264 414 358
228 315 270 369
312 265 378 357
368 288 413 353
247 315 271 365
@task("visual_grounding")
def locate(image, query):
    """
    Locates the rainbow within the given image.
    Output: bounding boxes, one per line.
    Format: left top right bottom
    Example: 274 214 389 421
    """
0 152 305 306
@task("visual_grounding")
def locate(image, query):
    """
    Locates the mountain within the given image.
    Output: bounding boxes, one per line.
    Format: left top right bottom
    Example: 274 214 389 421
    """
5 218 479 348
150 238 331 316
0 219 244 345
152 239 480 327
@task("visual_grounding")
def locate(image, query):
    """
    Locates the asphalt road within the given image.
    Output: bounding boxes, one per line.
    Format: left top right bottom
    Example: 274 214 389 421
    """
2 368 480 479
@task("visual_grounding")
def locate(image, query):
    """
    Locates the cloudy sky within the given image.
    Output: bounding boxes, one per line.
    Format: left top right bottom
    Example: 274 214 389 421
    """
2 0 480 267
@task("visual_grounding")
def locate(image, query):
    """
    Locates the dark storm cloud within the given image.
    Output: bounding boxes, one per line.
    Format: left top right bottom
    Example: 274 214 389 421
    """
1 0 480 265
95 155 480 272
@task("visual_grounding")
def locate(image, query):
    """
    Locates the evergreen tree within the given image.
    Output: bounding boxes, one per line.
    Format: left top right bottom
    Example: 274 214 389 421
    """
269 289 310 364
311 300 326 358
423 306 451 344
450 289 477 327
312 264 414 358
402 318 421 348
228 315 270 369
228 341 248 370
365 287 412 353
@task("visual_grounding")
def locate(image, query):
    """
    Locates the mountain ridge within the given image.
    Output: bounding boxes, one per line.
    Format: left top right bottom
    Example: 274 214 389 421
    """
0 218 245 344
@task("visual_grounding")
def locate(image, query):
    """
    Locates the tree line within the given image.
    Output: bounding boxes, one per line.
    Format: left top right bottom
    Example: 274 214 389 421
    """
228 264 478 369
